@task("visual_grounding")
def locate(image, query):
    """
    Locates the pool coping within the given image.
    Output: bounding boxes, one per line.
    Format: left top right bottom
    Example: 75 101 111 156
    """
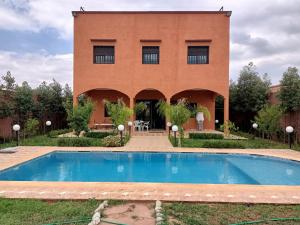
0 146 300 203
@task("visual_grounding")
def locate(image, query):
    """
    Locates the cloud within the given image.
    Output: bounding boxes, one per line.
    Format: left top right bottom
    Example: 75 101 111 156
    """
1 0 300 85
0 50 72 87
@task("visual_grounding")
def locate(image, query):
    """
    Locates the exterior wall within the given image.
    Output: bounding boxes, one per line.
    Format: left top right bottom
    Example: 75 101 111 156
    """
73 11 230 130
0 117 13 138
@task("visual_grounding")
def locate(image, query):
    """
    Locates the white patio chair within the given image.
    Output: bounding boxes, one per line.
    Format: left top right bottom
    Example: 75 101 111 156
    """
142 121 150 131
133 120 141 131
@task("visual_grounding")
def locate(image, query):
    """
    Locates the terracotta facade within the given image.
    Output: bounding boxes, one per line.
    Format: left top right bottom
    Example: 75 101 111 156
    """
73 11 231 130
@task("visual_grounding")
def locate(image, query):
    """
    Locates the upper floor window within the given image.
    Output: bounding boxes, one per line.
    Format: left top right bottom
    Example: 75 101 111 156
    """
187 46 209 64
142 46 159 64
94 46 114 64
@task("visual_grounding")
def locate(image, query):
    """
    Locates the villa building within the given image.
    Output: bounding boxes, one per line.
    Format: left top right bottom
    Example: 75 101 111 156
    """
72 11 231 131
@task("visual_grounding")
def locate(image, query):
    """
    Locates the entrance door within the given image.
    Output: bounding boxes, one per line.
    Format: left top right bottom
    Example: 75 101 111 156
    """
136 100 165 130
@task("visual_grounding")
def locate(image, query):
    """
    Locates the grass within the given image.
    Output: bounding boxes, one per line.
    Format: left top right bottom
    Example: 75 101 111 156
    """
0 198 99 225
170 136 300 151
162 202 300 225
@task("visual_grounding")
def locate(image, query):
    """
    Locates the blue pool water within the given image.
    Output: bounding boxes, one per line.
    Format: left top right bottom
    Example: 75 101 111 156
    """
0 151 300 185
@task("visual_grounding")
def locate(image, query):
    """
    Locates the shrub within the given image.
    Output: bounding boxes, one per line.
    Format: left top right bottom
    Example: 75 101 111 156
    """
48 128 72 138
57 138 92 147
102 135 121 147
24 118 40 137
85 131 113 139
189 133 224 139
201 140 245 148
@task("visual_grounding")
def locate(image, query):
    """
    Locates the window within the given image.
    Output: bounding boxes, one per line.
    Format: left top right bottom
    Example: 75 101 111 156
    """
94 46 114 64
187 46 209 64
142 46 159 64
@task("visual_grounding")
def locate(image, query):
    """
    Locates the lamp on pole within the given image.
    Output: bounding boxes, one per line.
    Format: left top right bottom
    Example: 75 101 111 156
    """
167 122 172 137
46 120 51 136
252 123 258 138
13 124 20 146
127 121 133 137
172 125 178 147
286 126 294 149
118 124 125 146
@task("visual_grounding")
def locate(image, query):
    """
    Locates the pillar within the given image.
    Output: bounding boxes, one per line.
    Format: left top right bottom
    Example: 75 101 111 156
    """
224 97 230 136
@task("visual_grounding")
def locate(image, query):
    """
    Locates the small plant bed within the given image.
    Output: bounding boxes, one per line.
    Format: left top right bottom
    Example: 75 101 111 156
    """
84 131 114 139
162 202 300 225
189 133 224 139
170 137 300 150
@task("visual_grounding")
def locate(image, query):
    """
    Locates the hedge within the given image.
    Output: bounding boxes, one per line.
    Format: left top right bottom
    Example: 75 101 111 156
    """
85 131 113 139
189 133 224 139
57 138 92 147
201 140 245 148
48 129 72 138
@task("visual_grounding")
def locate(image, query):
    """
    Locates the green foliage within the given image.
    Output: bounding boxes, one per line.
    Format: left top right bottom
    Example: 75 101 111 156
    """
57 138 93 147
279 67 300 113
14 82 34 125
230 62 271 113
254 104 282 138
220 120 239 132
134 102 147 116
189 133 224 139
66 99 94 136
85 131 113 139
0 71 16 118
201 140 246 148
191 104 211 121
104 99 133 127
102 135 121 147
48 129 72 138
24 118 39 137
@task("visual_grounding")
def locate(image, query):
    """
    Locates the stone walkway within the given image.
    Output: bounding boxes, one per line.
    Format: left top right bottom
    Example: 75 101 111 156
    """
126 135 172 149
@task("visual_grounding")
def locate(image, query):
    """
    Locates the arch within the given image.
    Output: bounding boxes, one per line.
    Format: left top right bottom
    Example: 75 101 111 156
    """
134 88 166 100
77 88 130 100
171 88 225 99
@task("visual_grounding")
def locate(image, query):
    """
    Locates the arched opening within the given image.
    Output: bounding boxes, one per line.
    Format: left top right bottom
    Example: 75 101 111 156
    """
134 89 166 130
170 89 223 131
79 88 130 129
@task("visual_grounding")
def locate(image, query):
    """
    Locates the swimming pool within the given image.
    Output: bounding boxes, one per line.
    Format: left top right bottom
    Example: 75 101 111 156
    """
0 151 299 185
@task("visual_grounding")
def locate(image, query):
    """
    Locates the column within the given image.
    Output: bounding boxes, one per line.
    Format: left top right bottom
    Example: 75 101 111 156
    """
224 97 230 136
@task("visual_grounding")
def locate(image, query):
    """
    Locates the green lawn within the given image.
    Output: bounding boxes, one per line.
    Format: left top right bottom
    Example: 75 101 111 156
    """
170 136 300 151
0 198 99 225
162 202 300 225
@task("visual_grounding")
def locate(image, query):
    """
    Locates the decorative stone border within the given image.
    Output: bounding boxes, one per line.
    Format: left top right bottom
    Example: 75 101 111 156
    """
88 200 108 225
155 200 164 225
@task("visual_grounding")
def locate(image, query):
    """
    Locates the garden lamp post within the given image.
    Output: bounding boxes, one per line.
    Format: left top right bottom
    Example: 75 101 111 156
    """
172 125 178 147
118 124 125 146
286 126 294 149
167 122 172 137
46 120 51 136
127 121 133 137
215 119 219 124
252 123 258 138
13 124 20 146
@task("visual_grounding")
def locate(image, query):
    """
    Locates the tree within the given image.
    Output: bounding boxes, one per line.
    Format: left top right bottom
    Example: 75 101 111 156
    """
254 105 282 139
230 62 271 130
24 118 40 137
104 99 133 129
278 67 300 112
134 102 147 118
66 99 94 136
0 71 16 118
14 81 34 125
157 98 191 146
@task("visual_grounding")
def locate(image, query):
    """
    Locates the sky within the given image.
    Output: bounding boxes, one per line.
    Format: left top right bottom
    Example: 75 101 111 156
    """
0 0 300 88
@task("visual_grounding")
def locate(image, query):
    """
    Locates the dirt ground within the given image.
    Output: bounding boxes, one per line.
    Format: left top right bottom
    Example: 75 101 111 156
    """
101 201 155 225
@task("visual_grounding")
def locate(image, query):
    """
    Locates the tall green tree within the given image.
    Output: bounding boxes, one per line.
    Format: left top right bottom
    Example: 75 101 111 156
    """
230 62 271 130
0 71 16 118
14 81 34 125
278 67 300 112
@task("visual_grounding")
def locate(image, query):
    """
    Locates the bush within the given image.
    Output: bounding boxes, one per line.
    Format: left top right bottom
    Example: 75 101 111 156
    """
24 118 40 137
102 135 121 147
85 131 113 139
48 129 72 138
189 133 224 139
57 138 92 147
201 140 246 148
